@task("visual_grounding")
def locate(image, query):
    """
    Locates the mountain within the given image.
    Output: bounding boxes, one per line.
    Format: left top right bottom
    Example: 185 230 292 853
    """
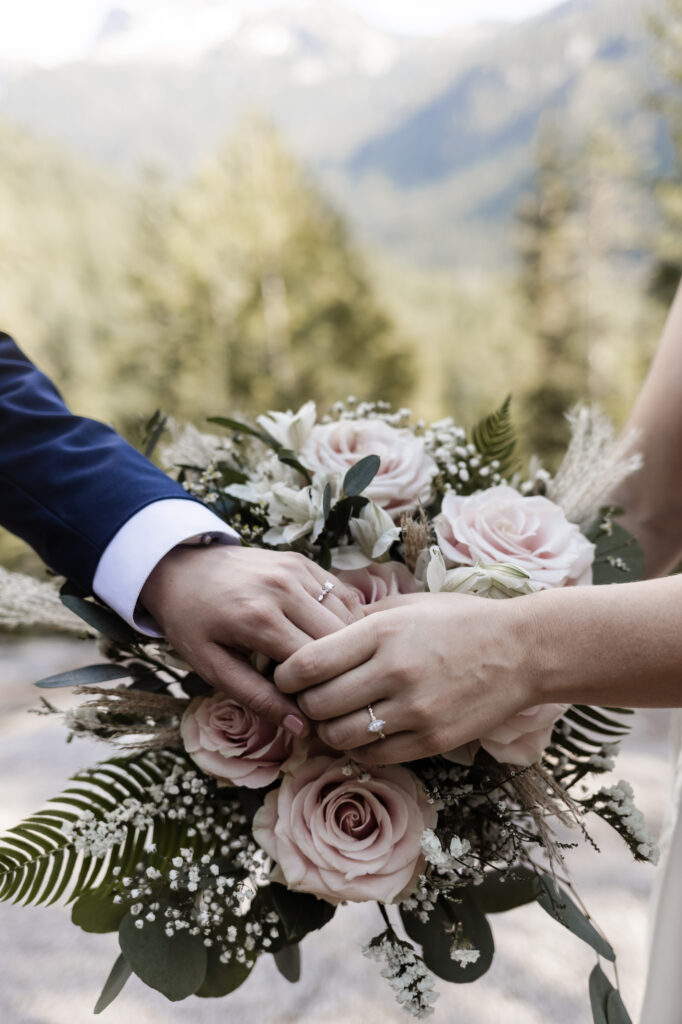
0 0 666 267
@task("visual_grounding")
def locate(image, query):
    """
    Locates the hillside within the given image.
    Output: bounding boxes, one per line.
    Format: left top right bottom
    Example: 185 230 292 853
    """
0 0 667 266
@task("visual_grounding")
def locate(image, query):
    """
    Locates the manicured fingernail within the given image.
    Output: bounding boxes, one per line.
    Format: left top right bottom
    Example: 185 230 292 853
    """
283 715 306 737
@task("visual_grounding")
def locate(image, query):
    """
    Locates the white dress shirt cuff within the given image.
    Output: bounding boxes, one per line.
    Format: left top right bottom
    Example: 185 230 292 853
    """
92 499 239 636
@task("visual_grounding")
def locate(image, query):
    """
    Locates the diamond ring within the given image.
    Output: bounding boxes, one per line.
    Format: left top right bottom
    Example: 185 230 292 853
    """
317 580 335 603
367 704 387 740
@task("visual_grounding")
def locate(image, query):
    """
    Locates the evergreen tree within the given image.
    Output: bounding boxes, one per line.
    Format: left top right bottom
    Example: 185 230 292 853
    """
647 0 682 305
124 118 413 421
515 119 583 462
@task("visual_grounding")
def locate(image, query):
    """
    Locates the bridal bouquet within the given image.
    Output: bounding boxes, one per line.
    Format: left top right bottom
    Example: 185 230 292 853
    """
0 398 654 1022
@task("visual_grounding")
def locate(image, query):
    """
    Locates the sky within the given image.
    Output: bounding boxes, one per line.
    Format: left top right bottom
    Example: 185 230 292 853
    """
0 0 561 66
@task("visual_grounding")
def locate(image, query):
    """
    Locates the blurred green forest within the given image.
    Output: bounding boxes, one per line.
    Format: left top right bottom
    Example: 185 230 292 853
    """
0 2 680 571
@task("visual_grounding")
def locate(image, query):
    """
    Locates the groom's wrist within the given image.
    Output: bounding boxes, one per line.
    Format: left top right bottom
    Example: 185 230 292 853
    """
92 499 239 634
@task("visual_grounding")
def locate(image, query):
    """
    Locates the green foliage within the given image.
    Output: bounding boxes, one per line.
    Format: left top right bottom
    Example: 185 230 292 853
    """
586 513 645 585
35 663 132 689
273 944 302 983
0 752 182 906
122 119 412 421
342 454 381 496
589 965 633 1024
119 900 208 1001
470 867 539 914
534 876 615 961
94 954 133 1015
195 946 255 998
400 892 495 984
470 396 517 479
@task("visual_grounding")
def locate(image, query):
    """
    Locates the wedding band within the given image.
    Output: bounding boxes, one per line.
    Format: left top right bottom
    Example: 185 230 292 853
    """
317 580 335 603
367 704 387 740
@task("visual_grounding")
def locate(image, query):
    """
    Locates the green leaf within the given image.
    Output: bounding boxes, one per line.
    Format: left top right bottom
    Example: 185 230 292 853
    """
59 589 141 645
35 663 131 689
322 483 332 521
471 396 516 477
273 943 301 983
142 410 168 459
585 516 644 586
606 989 632 1023
536 877 615 961
94 954 133 1015
119 903 208 1001
589 964 611 1024
207 416 281 451
180 673 213 698
266 884 336 945
277 449 313 485
195 944 255 998
400 892 494 983
72 891 129 933
342 455 381 496
471 868 539 914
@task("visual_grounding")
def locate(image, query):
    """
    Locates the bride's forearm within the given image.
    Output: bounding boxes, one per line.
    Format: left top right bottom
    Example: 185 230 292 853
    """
519 575 682 708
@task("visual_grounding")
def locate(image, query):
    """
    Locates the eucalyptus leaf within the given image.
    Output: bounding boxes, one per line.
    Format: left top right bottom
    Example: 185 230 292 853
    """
36 663 131 690
273 943 301 983
180 673 213 698
277 449 313 484
142 410 168 459
267 883 336 945
589 964 611 1024
59 591 141 645
195 944 255 998
400 892 494 983
536 877 615 961
119 904 207 1000
471 868 539 914
342 454 381 496
207 416 281 451
606 989 632 1023
94 954 132 1015
322 482 332 521
72 891 129 933
586 516 644 586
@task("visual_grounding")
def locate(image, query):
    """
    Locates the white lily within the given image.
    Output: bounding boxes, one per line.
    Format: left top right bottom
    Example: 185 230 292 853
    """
425 547 537 599
263 474 340 546
257 400 317 452
330 502 402 569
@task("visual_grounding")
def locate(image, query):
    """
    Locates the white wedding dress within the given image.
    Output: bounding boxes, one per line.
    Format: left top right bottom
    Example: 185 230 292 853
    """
639 710 682 1023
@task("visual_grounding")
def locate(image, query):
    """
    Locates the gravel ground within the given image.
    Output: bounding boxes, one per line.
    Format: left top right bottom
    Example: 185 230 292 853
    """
0 637 672 1024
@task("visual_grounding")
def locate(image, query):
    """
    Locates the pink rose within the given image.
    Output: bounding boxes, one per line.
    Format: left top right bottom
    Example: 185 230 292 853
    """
336 562 418 605
180 693 306 789
252 756 438 904
300 419 436 519
445 703 568 768
435 484 594 589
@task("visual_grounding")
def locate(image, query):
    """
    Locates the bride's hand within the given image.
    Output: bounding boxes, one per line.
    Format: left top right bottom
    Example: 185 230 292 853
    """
274 592 537 764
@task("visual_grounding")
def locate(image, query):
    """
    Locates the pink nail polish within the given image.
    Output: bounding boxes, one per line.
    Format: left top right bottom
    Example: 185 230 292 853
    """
283 714 306 737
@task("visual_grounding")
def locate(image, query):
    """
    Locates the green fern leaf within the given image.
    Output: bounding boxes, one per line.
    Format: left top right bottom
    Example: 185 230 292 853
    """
471 396 517 478
0 751 187 907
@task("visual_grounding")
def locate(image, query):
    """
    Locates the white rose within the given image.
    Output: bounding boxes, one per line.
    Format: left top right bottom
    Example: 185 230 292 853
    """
300 418 437 520
435 484 594 589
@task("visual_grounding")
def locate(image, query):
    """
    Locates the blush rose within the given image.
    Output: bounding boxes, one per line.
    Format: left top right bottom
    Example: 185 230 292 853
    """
252 756 438 904
435 484 594 589
180 692 306 789
336 562 419 605
445 703 569 768
300 419 436 519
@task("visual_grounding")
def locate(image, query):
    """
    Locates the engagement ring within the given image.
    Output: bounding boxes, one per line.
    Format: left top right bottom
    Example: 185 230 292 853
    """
366 704 387 740
317 580 335 602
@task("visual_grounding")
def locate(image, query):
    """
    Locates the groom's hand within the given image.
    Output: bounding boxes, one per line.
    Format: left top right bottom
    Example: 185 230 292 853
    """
140 545 361 737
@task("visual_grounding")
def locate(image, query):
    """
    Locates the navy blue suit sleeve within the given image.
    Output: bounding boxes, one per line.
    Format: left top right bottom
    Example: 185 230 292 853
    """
0 332 197 592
